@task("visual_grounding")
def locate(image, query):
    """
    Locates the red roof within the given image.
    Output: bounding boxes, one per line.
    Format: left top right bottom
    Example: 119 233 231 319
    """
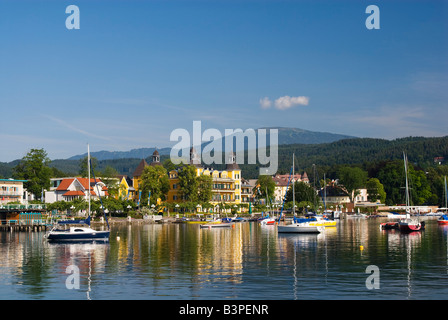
56 178 75 191
62 190 85 196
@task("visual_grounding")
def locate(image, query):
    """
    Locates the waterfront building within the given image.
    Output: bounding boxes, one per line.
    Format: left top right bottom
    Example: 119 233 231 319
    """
241 178 255 203
117 175 134 200
45 177 108 203
167 148 242 205
0 179 26 204
132 159 149 200
131 150 162 201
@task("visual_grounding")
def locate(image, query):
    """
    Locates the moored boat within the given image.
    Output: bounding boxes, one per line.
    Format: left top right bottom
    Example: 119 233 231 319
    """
46 144 110 242
278 222 322 234
437 177 448 225
46 217 110 242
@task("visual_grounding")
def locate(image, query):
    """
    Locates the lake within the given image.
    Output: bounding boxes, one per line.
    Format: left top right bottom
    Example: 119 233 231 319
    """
1 217 448 300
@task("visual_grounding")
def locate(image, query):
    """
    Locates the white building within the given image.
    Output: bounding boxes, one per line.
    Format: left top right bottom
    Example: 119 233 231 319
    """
45 177 108 203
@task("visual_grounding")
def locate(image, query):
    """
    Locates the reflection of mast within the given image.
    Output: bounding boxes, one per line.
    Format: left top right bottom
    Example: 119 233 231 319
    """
406 236 412 299
86 251 92 300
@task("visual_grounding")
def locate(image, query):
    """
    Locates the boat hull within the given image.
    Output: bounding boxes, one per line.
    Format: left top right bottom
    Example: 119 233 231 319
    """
398 221 424 232
437 219 448 225
380 222 399 230
200 223 233 229
46 230 110 242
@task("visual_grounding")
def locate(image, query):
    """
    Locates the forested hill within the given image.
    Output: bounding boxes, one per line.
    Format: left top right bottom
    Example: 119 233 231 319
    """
0 136 447 179
239 136 448 179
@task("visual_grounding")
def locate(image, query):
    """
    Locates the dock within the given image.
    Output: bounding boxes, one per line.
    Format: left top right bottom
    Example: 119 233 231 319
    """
0 203 49 232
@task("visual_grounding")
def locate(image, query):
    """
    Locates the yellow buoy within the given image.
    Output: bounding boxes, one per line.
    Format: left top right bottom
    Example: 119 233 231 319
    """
360 245 364 251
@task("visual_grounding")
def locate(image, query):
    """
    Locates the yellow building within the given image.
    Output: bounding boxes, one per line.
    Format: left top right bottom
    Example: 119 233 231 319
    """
167 148 242 205
117 175 134 200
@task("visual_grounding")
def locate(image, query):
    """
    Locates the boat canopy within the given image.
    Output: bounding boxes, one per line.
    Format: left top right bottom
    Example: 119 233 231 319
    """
294 217 317 223
57 216 91 225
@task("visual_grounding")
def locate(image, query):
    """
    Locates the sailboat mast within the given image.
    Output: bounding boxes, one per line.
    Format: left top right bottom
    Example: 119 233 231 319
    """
403 152 410 217
292 153 295 216
88 144 91 216
444 176 447 210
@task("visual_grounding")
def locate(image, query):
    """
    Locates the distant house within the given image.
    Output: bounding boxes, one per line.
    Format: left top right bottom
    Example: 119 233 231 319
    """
0 179 27 204
434 157 445 165
45 177 108 203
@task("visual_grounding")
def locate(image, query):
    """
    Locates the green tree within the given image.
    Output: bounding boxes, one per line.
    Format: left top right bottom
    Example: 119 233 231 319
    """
178 165 199 202
366 178 386 203
140 165 170 205
285 181 317 207
197 175 213 202
13 148 52 201
254 175 276 201
337 166 367 203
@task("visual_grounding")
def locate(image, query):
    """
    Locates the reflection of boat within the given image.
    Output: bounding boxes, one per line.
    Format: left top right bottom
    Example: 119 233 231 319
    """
46 144 110 242
437 177 448 225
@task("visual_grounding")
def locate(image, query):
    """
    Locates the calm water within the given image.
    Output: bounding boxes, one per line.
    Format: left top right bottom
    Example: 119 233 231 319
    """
1 218 448 300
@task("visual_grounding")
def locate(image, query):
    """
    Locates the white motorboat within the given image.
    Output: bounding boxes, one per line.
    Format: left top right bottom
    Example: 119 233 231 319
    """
278 222 323 234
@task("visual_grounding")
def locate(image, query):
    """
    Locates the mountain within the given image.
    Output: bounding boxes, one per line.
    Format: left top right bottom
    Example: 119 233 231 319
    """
68 147 172 161
66 127 356 161
263 127 356 145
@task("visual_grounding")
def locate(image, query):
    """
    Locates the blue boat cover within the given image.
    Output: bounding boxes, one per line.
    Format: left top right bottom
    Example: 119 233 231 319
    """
58 216 91 225
442 215 448 220
294 217 317 223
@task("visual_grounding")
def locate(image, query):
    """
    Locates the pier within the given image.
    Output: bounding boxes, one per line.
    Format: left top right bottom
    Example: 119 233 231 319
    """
0 203 49 232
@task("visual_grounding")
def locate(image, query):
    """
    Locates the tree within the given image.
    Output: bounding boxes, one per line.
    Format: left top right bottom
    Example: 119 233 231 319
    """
337 166 367 203
285 181 317 208
366 178 386 203
197 175 213 202
254 175 276 202
13 148 52 201
140 165 170 205
178 165 199 202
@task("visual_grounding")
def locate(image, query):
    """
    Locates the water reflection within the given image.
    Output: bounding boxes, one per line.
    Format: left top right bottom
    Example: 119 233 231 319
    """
1 218 448 299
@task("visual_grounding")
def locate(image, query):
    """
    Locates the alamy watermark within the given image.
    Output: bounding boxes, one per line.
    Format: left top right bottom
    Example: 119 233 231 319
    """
170 121 278 175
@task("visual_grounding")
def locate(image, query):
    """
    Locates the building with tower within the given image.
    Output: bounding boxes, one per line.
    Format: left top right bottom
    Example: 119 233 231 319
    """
167 148 243 205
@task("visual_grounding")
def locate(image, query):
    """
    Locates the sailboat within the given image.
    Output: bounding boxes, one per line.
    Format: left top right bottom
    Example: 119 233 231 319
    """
46 144 110 242
398 152 424 233
278 154 322 234
437 176 448 225
259 187 276 226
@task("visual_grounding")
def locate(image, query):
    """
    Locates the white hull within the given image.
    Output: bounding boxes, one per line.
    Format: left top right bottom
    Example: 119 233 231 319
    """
278 223 322 234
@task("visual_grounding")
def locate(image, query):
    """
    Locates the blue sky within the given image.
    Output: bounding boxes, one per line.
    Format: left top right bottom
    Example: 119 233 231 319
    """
0 0 447 161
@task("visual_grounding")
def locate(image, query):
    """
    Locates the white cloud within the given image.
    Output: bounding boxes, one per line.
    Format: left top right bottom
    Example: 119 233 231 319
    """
259 97 272 109
274 96 309 110
260 95 309 110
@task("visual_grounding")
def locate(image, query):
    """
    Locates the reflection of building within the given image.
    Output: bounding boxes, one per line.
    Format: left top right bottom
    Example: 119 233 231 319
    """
0 179 26 204
167 148 242 204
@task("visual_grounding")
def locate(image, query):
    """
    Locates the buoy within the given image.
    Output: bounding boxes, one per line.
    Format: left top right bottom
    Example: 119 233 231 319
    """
117 236 120 241
360 245 364 251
